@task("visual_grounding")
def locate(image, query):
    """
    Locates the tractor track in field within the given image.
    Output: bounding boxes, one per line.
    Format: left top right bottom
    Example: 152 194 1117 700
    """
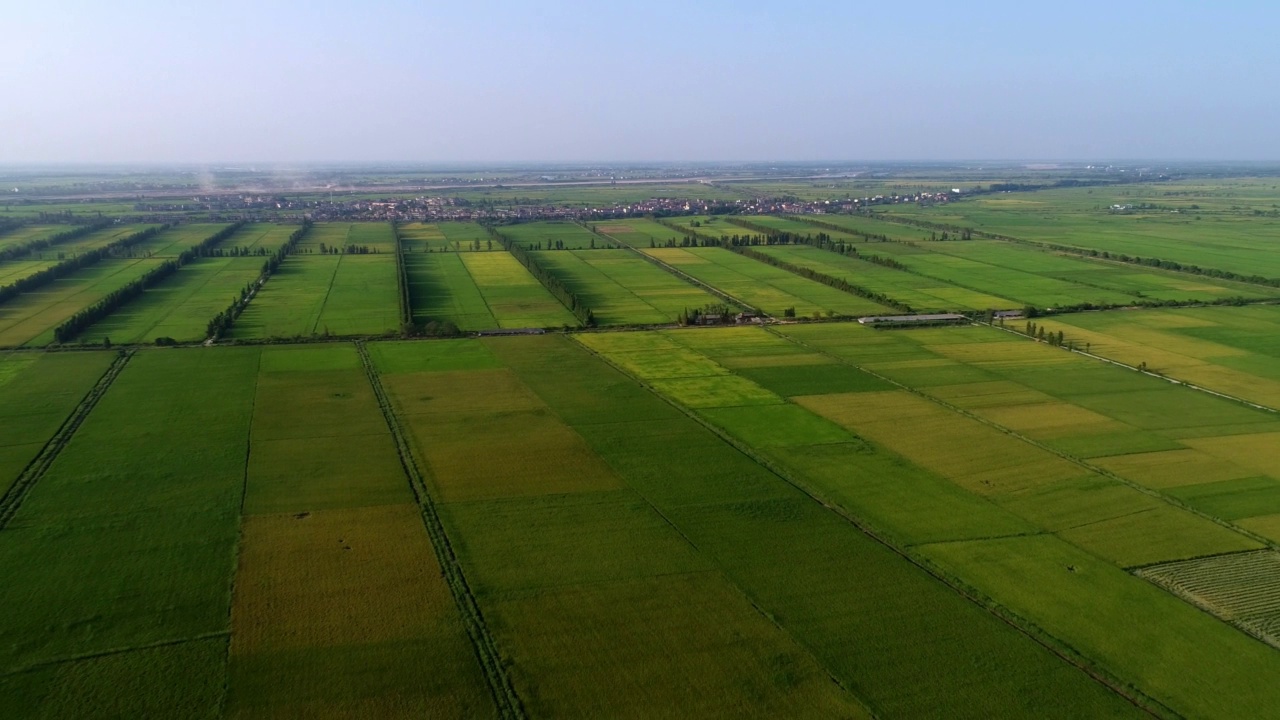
354 341 526 720
0 350 133 530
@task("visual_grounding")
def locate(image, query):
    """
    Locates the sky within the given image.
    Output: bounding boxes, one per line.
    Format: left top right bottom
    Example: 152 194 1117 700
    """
3 0 1278 163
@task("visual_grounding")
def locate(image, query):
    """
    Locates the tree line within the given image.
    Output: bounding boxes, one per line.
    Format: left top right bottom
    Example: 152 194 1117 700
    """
0 225 169 306
486 224 596 326
0 221 113 263
54 222 246 343
206 221 312 340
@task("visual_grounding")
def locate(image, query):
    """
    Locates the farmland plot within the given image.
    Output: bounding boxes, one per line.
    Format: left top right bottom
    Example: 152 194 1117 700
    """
0 225 72 254
529 249 721 324
641 247 891 317
1033 305 1280 409
0 352 113 497
0 225 144 287
0 225 210 347
0 348 259 717
225 344 495 718
754 244 1013 312
230 223 399 338
552 332 1140 717
370 339 875 718
400 222 494 252
497 221 608 250
593 218 685 248
581 323 1280 718
66 224 297 343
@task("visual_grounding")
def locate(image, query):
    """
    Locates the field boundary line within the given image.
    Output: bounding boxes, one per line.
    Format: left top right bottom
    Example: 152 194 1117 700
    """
218 347 263 717
0 350 133 530
2 631 230 678
570 332 1168 719
354 341 525 719
309 250 345 336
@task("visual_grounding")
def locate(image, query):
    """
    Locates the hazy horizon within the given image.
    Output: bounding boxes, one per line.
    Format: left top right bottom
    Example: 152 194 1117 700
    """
6 0 1278 164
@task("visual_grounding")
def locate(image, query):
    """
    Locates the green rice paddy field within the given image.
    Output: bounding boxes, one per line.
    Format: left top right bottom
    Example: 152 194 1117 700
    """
4 207 1280 717
405 251 577 329
497 221 608 250
229 223 400 338
878 180 1280 279
641 246 892 317
529 249 722 324
398 221 493 252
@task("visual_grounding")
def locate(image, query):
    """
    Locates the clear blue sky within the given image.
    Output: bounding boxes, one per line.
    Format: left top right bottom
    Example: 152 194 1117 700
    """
4 0 1277 163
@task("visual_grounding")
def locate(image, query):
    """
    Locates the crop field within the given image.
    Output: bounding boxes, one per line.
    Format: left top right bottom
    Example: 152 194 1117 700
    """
1138 550 1280 646
405 252 498 329
641 247 892 317
455 252 577 328
0 225 152 287
0 225 228 347
879 182 1280 279
226 344 495 717
592 218 685 248
7 187 1280 718
578 324 1280 717
400 221 494 252
230 223 399 338
0 351 112 496
731 215 867 243
497 221 609 250
405 250 576 329
753 244 1012 312
1031 305 1280 409
797 213 940 242
370 336 1135 718
0 225 72 253
0 349 259 716
841 238 1275 309
68 223 297 343
660 215 746 240
528 249 720 324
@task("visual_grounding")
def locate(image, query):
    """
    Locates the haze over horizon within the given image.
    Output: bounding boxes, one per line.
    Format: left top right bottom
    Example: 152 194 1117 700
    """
6 0 1278 164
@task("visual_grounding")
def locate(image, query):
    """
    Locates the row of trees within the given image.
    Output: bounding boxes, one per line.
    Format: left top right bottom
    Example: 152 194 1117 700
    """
316 243 381 254
52 222 247 343
0 221 112 263
206 221 312 339
486 225 596 326
0 225 168 306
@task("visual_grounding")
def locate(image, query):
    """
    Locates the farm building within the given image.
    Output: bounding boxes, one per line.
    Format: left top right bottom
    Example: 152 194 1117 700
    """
857 313 968 328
